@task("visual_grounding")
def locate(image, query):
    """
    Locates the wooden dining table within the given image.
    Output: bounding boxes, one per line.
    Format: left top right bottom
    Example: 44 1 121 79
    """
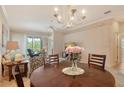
30 61 115 87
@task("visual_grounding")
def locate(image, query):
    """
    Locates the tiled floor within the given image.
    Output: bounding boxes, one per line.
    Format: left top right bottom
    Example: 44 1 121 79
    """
106 63 124 87
0 63 124 87
0 77 30 87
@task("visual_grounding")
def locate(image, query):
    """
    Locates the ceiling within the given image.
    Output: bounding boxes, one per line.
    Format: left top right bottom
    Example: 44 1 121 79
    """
3 5 124 33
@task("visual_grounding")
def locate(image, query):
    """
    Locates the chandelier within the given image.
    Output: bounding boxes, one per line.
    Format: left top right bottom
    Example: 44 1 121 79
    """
53 6 86 28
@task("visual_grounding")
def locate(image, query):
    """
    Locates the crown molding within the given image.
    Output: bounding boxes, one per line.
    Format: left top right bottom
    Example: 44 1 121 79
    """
68 16 113 30
10 28 50 36
63 17 115 35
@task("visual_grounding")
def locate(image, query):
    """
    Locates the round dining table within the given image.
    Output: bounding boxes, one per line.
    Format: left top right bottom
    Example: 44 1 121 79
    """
30 62 115 87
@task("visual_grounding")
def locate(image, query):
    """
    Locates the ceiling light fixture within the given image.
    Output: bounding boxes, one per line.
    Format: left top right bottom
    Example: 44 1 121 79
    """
53 6 86 28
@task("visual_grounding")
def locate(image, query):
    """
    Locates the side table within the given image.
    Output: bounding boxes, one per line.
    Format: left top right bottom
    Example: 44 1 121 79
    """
2 60 29 81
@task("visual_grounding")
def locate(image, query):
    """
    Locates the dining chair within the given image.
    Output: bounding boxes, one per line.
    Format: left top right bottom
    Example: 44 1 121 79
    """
48 54 59 64
14 65 24 87
88 54 106 71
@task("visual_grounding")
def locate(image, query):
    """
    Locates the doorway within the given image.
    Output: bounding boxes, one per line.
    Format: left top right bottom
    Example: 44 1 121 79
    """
121 35 124 63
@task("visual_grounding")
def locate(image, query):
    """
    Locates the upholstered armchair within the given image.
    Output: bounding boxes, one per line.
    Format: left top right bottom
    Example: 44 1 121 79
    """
27 49 41 58
29 56 45 76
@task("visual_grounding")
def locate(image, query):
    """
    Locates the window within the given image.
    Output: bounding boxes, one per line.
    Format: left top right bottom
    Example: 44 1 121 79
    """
26 36 42 53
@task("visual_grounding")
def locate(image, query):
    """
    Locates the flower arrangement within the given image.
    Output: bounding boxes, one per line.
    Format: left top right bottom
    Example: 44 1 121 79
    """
65 46 84 70
65 46 84 61
61 46 85 75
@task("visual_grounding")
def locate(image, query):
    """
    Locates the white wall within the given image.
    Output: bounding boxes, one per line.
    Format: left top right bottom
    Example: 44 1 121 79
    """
119 22 124 63
10 32 26 54
48 31 54 55
53 31 64 57
64 20 119 67
120 22 124 32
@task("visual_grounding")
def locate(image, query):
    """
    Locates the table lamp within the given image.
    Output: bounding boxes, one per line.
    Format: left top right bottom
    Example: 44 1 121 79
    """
6 41 19 61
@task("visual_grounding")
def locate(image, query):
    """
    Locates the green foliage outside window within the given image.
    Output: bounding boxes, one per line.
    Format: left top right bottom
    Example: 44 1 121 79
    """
26 37 42 54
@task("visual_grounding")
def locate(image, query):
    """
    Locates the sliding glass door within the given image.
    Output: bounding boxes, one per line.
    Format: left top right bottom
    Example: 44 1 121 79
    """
26 36 42 53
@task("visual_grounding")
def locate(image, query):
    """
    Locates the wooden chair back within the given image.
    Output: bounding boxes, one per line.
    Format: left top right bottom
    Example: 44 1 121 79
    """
14 65 24 87
49 54 59 64
88 54 106 70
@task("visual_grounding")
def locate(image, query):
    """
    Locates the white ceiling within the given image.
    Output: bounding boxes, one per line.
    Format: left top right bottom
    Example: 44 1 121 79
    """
3 5 124 33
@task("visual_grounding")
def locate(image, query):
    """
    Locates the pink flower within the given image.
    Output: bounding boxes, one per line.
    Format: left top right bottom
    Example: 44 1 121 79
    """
65 46 73 54
65 46 84 54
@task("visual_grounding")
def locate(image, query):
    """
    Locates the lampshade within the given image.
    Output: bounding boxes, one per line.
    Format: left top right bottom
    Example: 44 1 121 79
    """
6 41 19 50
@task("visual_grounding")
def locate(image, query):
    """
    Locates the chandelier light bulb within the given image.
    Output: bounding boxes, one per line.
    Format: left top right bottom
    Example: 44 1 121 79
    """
82 9 86 14
54 7 59 12
70 16 74 20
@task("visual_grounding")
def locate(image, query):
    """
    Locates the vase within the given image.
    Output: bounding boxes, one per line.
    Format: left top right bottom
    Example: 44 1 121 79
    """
62 59 85 75
71 60 78 71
